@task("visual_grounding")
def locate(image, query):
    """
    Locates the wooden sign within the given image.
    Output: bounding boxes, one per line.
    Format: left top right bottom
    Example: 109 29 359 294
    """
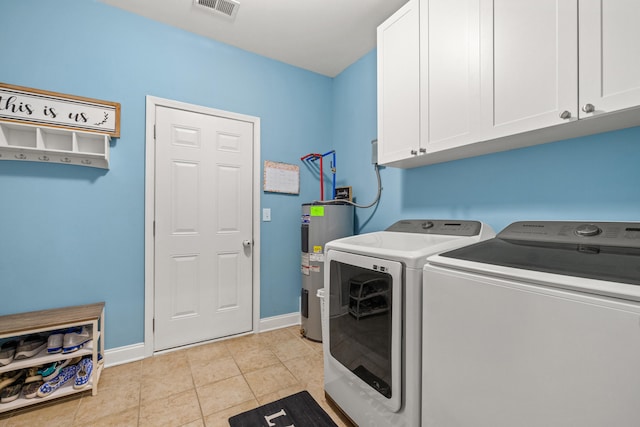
0 83 120 137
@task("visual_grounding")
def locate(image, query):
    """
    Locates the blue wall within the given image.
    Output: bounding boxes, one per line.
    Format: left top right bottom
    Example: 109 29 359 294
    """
0 0 331 348
332 51 403 233
333 51 640 235
2 0 639 352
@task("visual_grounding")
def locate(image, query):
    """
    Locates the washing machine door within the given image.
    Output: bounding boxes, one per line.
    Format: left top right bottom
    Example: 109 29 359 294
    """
324 249 403 413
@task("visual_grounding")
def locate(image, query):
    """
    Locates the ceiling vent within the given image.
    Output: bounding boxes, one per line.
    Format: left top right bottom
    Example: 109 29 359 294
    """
193 0 240 20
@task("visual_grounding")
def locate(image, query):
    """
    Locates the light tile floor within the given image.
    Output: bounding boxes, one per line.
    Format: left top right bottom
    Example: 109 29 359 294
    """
0 326 353 427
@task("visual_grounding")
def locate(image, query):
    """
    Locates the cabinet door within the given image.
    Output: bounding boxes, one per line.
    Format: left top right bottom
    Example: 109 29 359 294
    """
579 0 640 118
481 0 578 138
422 0 482 153
377 0 420 165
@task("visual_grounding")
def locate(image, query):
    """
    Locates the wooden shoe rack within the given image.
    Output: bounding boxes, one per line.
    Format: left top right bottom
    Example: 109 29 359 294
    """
0 302 104 413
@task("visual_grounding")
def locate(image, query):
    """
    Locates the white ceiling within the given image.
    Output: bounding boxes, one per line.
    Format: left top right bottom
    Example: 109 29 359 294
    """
100 0 408 77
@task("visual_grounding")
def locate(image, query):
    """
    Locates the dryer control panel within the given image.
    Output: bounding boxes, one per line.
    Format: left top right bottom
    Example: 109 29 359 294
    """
386 219 482 236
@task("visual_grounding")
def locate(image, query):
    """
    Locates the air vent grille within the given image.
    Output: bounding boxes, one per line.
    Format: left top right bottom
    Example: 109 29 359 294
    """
193 0 240 20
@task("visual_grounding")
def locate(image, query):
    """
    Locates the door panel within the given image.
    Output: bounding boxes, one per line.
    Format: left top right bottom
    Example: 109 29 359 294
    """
172 161 199 233
154 106 253 351
424 0 482 152
579 0 640 116
481 0 577 137
377 0 420 164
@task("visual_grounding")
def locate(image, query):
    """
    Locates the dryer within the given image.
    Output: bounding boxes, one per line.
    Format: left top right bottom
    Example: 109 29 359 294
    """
323 219 495 426
423 221 640 427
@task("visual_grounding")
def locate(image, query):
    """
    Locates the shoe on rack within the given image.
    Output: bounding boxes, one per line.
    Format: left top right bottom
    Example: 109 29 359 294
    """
0 372 25 403
38 362 57 381
0 369 25 390
47 327 81 354
47 333 63 354
73 357 93 390
14 335 47 360
63 326 92 353
41 357 81 382
22 380 43 399
25 366 43 383
0 340 18 366
36 365 77 397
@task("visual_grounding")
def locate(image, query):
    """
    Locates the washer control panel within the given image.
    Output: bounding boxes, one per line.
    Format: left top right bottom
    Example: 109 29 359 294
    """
386 219 482 236
498 221 640 247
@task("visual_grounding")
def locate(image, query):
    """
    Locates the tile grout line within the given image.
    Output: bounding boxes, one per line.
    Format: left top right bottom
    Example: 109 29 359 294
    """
225 340 261 417
186 349 208 426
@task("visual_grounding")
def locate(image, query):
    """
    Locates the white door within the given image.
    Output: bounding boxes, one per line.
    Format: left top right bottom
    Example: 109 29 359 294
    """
422 0 482 153
579 0 640 118
154 105 254 351
480 0 578 138
377 0 420 165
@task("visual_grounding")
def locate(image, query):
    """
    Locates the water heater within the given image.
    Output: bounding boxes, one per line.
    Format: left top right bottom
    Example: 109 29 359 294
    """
301 202 354 341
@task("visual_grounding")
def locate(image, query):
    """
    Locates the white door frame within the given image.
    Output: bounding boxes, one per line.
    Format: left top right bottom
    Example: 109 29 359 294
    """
144 95 261 357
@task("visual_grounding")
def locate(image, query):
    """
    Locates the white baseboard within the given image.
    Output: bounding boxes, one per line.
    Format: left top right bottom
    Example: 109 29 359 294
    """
258 311 300 332
103 312 300 367
104 342 145 368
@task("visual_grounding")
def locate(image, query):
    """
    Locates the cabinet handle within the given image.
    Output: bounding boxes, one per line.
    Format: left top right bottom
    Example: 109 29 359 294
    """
410 150 418 155
582 103 595 113
559 110 571 119
419 148 426 153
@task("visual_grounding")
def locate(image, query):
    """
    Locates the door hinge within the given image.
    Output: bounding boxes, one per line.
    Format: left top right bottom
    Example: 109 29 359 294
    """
153 124 156 140
152 318 155 332
153 221 155 237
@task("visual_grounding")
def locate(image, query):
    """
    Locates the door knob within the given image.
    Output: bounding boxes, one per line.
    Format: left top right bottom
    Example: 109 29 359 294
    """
242 240 252 247
582 103 595 113
559 110 571 119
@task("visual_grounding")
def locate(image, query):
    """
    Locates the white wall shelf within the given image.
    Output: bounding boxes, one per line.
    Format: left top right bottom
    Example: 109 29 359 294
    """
0 121 110 169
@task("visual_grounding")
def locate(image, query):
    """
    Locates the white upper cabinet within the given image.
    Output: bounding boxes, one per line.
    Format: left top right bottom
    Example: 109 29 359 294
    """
422 0 482 152
579 0 640 117
481 0 578 139
378 0 640 168
377 0 420 165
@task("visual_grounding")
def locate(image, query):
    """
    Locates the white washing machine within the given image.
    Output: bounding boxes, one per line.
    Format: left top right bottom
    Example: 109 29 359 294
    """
322 219 495 426
422 221 640 427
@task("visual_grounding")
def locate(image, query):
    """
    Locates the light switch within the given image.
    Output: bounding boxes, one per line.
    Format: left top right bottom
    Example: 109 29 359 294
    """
262 208 271 222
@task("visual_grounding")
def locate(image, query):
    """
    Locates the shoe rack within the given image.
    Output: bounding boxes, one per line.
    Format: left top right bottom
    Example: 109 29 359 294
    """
0 121 110 169
0 302 104 413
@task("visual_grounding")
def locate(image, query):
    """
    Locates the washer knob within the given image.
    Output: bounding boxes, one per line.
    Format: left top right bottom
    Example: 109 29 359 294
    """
575 224 601 237
422 221 434 230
